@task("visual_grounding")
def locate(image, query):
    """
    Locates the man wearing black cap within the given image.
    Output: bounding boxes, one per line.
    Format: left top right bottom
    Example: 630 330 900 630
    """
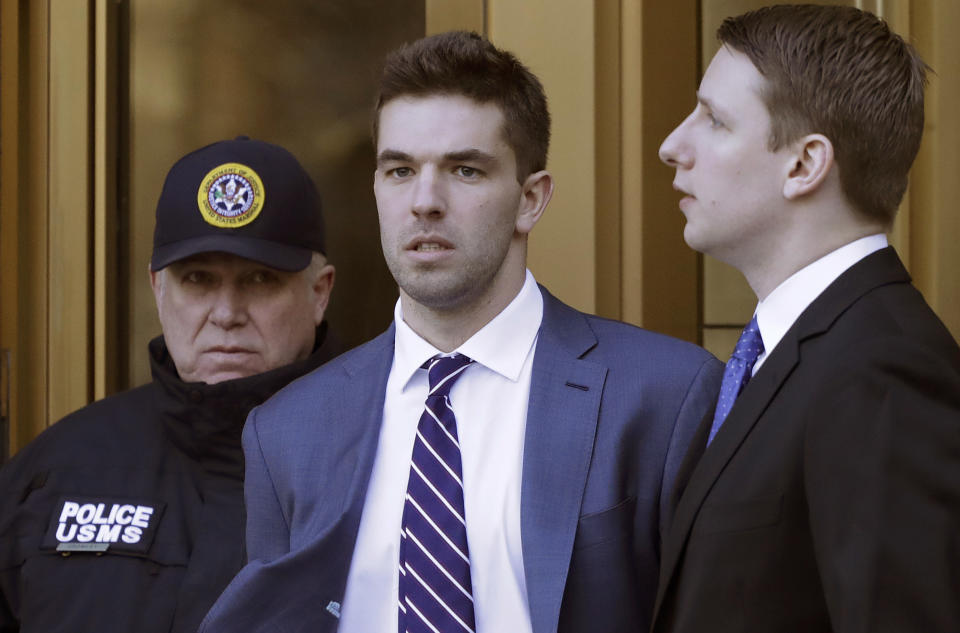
0 137 341 633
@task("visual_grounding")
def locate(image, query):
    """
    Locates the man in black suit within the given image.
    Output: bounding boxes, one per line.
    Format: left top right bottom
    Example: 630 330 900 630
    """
655 5 960 632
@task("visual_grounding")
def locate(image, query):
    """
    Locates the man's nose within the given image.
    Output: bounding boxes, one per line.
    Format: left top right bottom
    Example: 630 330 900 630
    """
659 118 694 169
411 167 446 218
209 285 248 329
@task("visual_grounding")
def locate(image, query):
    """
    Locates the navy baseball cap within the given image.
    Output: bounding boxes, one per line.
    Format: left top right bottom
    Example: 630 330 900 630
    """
150 136 325 272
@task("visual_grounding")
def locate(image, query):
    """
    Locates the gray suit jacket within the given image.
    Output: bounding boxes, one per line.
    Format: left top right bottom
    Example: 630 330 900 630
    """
201 286 722 633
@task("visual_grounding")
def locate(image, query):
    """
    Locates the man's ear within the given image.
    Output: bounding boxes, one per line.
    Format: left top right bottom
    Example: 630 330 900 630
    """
311 264 336 326
783 133 833 200
516 170 554 235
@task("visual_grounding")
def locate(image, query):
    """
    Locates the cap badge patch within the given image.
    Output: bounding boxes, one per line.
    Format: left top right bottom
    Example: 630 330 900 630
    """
197 162 265 228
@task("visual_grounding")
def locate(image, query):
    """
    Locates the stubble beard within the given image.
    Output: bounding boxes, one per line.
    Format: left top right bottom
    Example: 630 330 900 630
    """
386 243 510 315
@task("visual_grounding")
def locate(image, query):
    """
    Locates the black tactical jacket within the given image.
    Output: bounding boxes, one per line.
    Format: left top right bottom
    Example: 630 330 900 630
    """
0 327 341 632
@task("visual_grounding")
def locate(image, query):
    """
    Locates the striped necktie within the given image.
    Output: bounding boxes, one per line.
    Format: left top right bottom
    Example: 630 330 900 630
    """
707 316 764 445
398 353 476 633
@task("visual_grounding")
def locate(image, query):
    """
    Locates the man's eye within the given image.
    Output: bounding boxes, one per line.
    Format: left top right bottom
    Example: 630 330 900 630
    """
247 270 279 285
455 166 479 178
390 166 412 178
183 271 213 285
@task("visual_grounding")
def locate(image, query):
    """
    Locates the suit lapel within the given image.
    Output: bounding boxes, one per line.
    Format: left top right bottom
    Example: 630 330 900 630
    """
340 325 396 499
325 327 397 561
652 247 913 624
522 288 606 633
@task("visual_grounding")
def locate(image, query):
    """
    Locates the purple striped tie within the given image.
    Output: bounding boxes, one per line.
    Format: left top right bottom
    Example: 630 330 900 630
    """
398 353 476 633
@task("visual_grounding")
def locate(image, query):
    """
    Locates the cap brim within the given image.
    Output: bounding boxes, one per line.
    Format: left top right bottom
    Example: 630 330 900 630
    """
151 235 313 272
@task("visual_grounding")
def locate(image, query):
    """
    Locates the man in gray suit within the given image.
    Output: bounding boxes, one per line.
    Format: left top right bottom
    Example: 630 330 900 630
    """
202 31 721 633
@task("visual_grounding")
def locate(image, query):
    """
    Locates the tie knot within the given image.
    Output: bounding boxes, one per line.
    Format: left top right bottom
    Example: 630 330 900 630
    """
733 316 764 364
424 353 474 395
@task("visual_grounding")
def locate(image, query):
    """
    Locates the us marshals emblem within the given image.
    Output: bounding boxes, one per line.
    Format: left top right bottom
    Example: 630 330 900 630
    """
196 162 265 228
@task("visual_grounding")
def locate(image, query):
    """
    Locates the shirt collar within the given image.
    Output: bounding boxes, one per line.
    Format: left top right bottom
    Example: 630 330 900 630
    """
392 270 544 391
755 233 888 359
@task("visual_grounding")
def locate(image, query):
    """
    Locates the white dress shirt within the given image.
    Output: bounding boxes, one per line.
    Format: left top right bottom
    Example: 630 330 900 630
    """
752 234 888 375
338 270 543 633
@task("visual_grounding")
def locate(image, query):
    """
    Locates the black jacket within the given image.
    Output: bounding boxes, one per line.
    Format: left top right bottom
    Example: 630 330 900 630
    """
652 248 960 632
0 326 341 633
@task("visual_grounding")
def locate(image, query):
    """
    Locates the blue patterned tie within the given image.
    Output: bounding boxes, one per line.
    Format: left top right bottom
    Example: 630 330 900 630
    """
398 354 476 633
708 316 764 445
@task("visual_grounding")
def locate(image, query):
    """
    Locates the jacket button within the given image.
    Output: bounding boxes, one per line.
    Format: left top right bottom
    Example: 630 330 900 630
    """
189 390 203 403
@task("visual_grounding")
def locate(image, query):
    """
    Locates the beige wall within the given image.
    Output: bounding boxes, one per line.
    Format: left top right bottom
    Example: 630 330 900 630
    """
488 0 701 343
1 1 92 450
488 0 599 314
911 1 960 342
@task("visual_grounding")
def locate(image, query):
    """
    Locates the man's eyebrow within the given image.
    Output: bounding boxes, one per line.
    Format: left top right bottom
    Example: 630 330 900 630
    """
376 149 413 166
377 148 499 167
696 92 728 118
443 149 496 164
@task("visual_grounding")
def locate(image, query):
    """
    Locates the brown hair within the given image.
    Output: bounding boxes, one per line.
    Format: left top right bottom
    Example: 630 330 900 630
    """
373 30 550 182
718 4 928 223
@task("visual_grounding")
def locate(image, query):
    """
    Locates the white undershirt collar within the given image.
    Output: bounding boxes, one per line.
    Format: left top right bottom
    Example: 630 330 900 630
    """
393 269 543 386
753 234 888 373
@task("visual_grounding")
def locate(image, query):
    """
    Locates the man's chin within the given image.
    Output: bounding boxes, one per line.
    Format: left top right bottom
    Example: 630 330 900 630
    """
191 361 263 385
682 223 710 255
